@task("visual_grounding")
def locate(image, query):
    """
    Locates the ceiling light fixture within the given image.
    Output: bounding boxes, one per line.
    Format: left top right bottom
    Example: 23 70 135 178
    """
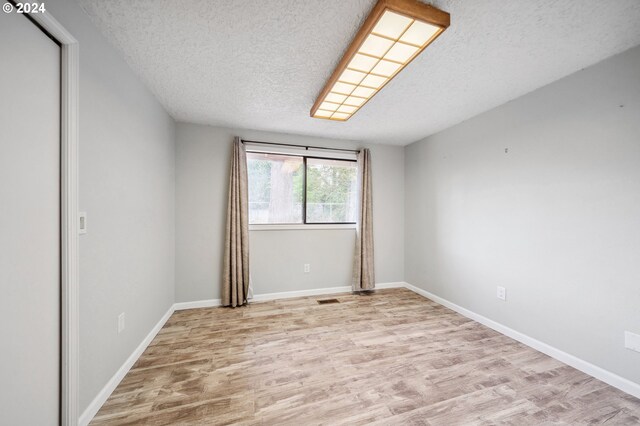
311 0 450 121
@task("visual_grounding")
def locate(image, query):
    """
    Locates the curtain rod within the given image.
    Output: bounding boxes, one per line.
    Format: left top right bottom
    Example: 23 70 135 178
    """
241 139 360 154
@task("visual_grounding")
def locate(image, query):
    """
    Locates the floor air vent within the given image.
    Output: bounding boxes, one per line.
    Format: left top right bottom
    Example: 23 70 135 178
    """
317 298 340 304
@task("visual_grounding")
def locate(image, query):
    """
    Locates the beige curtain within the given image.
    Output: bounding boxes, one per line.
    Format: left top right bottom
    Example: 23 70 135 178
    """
222 137 250 307
352 148 375 291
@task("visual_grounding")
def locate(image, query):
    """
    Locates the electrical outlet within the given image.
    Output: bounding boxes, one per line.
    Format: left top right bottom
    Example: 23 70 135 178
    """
625 331 640 353
304 264 310 273
118 312 125 334
496 286 506 301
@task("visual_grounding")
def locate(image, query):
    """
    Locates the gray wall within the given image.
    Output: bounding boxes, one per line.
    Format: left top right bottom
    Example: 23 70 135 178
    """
0 10 60 424
47 0 176 412
175 123 404 302
405 46 640 384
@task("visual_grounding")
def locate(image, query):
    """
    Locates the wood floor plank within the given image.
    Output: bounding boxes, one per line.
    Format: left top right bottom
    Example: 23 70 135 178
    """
91 288 640 425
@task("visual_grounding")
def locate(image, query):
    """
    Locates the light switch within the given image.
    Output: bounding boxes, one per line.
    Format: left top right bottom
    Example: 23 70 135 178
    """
79 212 87 234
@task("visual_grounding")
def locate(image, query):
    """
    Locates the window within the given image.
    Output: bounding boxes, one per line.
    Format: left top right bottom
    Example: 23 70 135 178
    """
247 153 304 224
306 158 358 223
247 152 357 225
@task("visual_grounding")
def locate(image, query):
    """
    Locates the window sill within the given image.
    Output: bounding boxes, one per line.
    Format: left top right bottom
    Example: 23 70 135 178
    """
249 224 357 231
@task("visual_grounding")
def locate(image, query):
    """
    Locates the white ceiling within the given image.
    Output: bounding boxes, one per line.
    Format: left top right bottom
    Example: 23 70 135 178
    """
76 0 640 146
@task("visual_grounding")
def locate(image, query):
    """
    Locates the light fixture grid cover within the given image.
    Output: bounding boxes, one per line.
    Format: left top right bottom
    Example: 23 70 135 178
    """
311 0 450 121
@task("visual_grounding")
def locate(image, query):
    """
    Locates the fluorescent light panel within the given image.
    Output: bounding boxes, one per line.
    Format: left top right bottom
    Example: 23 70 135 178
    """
311 0 449 121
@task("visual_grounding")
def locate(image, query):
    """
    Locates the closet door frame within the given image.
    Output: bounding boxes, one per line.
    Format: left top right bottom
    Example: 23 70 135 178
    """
25 8 79 426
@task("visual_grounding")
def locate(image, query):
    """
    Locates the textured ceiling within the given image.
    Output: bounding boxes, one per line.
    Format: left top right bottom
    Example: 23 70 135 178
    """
76 0 640 145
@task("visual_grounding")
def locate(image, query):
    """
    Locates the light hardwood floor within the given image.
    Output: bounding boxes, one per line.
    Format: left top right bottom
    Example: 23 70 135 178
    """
92 288 640 425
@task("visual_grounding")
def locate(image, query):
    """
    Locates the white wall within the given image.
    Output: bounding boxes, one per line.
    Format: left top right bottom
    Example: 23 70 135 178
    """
46 0 176 413
405 45 640 384
250 230 355 295
175 123 404 302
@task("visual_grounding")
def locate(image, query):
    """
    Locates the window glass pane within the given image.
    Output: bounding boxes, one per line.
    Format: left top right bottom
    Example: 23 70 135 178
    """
247 152 303 224
306 158 357 223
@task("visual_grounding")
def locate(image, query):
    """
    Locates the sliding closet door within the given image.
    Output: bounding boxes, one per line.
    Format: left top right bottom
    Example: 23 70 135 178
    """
0 10 61 425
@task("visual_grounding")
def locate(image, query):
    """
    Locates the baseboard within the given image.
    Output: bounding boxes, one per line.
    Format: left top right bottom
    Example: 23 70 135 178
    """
402 282 640 400
78 304 175 426
251 282 405 301
251 286 351 301
375 281 406 290
174 282 406 307
174 298 221 310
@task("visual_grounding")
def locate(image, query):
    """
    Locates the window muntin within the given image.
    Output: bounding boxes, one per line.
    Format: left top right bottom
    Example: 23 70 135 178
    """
247 152 357 225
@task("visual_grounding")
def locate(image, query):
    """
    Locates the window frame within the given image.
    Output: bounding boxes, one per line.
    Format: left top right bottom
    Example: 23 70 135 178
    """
246 151 358 226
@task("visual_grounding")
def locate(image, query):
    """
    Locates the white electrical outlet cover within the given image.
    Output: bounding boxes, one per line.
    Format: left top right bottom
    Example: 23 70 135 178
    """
625 331 640 353
118 312 125 333
497 286 506 301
